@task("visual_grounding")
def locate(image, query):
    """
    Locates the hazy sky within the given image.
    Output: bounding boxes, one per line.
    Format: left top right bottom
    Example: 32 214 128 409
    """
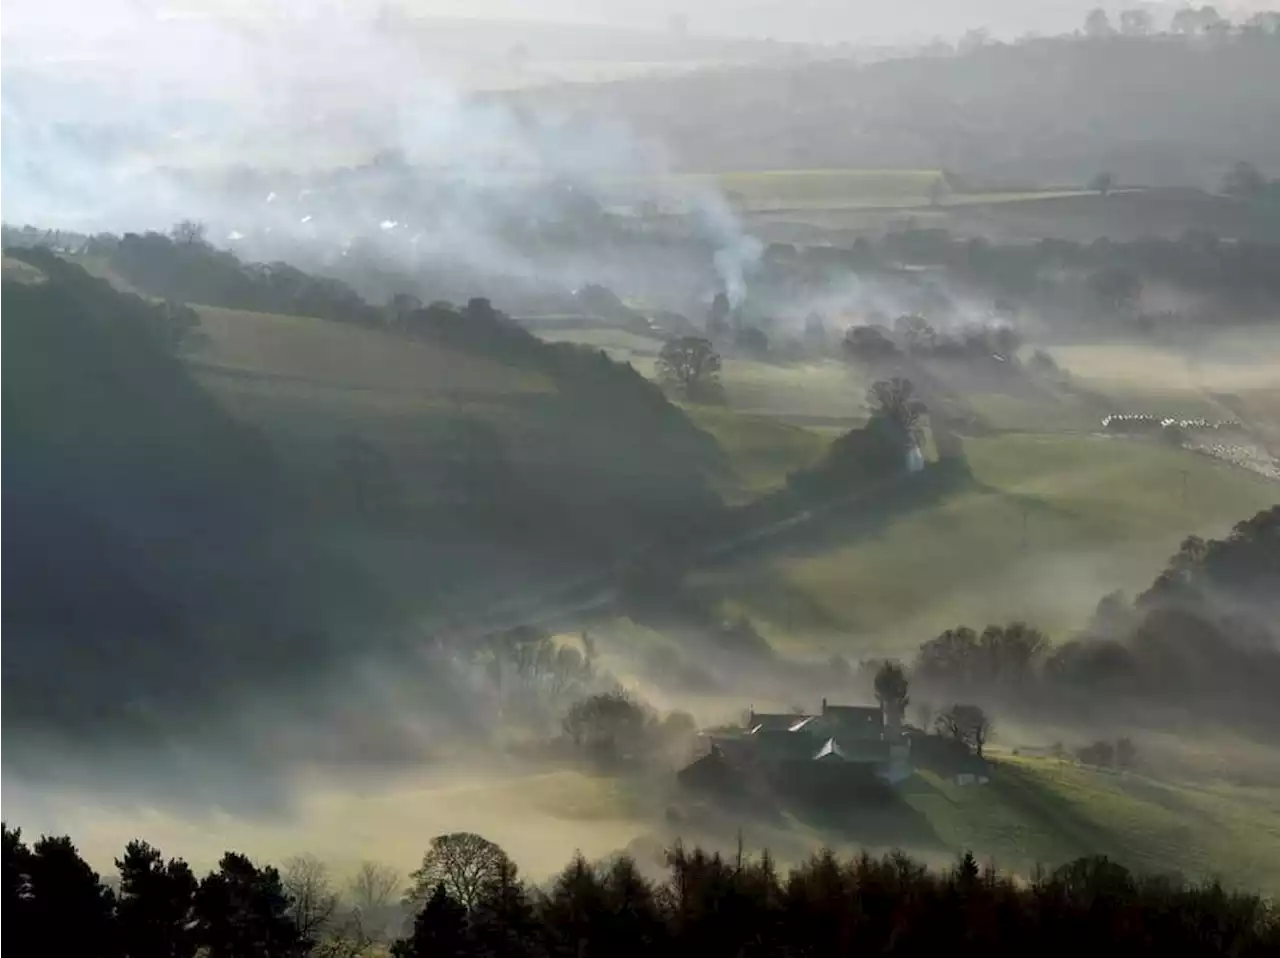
6 0 1277 47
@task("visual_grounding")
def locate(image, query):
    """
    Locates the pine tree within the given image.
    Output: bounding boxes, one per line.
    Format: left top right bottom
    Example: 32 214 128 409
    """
393 882 472 958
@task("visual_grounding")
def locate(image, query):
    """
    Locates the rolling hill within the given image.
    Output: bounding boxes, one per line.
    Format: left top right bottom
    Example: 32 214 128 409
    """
510 34 1280 192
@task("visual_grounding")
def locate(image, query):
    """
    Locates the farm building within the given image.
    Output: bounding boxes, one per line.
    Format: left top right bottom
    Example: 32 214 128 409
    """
678 698 912 801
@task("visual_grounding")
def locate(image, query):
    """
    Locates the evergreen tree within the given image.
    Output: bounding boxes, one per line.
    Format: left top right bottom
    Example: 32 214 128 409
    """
393 882 472 958
27 834 119 958
116 840 199 958
195 852 305 958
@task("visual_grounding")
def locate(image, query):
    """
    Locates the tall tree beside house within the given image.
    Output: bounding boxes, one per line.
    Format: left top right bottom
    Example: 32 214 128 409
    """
873 660 910 732
866 377 927 449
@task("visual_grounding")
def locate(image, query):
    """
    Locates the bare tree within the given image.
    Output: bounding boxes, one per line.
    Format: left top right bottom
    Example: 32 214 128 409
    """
934 703 992 757
350 860 402 914
282 854 339 942
406 833 512 911
656 337 722 401
345 860 402 944
866 377 927 445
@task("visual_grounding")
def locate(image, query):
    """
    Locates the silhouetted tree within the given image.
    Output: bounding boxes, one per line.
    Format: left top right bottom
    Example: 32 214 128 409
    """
116 840 199 958
1090 171 1115 196
342 860 404 949
195 851 303 958
3 824 33 938
24 834 118 958
468 857 538 958
393 883 470 958
935 703 992 757
407 834 513 912
282 854 338 943
874 661 910 731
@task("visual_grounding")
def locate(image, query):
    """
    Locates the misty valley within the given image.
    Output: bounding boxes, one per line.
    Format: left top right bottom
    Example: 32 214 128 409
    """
4 4 1280 956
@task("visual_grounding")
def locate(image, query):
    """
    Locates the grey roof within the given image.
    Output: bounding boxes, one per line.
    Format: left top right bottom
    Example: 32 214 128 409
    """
749 713 802 731
822 705 885 739
813 738 846 761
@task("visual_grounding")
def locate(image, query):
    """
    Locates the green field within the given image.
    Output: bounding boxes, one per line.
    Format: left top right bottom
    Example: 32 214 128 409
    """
903 753 1280 893
36 254 1277 898
696 431 1276 657
682 404 830 502
668 169 1092 214
193 305 552 396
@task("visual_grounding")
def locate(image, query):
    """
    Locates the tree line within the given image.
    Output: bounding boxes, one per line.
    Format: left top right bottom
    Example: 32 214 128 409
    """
904 507 1280 733
7 824 1277 958
762 226 1280 317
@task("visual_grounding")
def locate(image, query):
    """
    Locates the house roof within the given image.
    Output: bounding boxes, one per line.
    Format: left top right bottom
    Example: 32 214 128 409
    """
813 738 846 761
813 737 889 764
822 705 884 739
749 713 802 732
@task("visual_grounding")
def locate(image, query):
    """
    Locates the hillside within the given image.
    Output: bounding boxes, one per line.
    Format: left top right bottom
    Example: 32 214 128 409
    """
2 249 372 732
509 34 1280 189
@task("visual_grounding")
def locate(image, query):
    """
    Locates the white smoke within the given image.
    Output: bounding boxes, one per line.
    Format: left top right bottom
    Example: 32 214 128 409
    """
1 1 761 306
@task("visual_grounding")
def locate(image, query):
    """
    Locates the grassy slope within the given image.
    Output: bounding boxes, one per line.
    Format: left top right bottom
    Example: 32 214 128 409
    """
698 432 1276 657
904 753 1280 894
682 405 829 503
193 305 552 395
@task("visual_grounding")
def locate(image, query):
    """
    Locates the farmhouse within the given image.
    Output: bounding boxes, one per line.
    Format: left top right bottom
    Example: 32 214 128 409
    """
679 698 912 800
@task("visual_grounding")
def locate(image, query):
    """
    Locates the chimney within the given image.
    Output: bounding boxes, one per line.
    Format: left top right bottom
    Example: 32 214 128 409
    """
821 697 828 715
